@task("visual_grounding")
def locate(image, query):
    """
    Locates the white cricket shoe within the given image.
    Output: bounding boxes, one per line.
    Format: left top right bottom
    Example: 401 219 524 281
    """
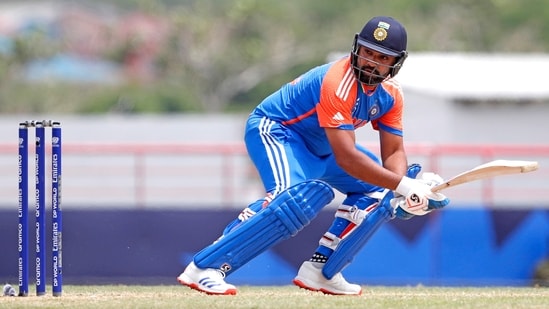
177 261 237 295
293 261 362 295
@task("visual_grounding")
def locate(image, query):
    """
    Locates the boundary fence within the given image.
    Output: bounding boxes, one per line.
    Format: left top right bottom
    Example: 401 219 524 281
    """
1 142 548 209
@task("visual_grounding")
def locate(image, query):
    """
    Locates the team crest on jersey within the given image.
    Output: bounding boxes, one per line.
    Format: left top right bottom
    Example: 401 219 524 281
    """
369 105 380 118
374 21 390 41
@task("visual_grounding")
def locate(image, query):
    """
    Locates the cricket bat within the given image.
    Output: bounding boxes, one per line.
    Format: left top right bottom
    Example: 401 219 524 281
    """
431 159 539 192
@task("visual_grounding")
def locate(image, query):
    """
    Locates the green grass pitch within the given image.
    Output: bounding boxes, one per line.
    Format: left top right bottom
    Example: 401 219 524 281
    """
2 285 549 309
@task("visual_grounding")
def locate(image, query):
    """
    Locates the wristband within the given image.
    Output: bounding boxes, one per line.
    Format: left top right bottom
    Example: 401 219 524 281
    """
395 176 415 196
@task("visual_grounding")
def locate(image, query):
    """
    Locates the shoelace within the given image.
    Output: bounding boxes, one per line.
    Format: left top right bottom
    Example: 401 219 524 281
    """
216 269 226 279
206 268 226 279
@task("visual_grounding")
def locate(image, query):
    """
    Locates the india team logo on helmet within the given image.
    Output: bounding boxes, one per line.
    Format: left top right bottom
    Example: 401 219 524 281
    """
373 21 391 42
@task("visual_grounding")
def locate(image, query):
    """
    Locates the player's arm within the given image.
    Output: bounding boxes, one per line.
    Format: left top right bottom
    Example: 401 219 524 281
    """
325 127 402 190
317 64 447 212
378 129 408 176
325 127 449 214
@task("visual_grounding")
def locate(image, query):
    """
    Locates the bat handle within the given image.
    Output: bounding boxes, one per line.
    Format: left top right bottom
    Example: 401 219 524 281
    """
431 183 447 192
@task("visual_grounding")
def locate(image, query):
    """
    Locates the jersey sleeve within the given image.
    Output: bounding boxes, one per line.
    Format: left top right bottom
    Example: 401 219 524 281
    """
371 80 404 135
316 61 357 130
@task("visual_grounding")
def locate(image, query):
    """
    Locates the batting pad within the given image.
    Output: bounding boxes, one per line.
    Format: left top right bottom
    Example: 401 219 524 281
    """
194 180 334 276
322 192 394 279
322 163 423 279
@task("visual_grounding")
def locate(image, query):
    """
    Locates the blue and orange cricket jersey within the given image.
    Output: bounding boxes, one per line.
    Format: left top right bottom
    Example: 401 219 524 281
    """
245 56 404 197
252 56 404 157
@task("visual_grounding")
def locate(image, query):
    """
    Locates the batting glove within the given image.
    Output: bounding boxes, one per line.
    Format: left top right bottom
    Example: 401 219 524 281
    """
394 174 450 216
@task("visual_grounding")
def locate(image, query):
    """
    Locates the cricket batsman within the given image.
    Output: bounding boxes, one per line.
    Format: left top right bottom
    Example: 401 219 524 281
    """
177 15 450 295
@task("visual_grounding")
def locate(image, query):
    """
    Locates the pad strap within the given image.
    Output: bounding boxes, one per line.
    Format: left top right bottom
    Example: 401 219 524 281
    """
319 232 340 250
335 205 368 225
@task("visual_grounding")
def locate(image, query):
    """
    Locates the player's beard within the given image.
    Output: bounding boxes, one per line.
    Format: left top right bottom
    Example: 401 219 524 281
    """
358 65 386 85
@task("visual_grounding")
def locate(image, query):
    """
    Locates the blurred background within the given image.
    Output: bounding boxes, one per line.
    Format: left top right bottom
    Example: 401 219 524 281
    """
0 0 548 288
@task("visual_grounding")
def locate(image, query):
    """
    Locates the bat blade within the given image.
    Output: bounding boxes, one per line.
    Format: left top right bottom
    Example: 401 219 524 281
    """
431 160 539 192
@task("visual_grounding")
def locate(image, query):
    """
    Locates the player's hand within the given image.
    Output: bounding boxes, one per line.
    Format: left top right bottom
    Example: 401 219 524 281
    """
419 172 444 187
391 163 421 219
418 172 448 210
392 163 422 200
395 176 450 216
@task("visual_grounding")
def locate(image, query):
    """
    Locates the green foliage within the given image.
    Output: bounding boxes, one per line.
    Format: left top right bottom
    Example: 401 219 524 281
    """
79 83 203 114
229 59 326 112
2 0 549 114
